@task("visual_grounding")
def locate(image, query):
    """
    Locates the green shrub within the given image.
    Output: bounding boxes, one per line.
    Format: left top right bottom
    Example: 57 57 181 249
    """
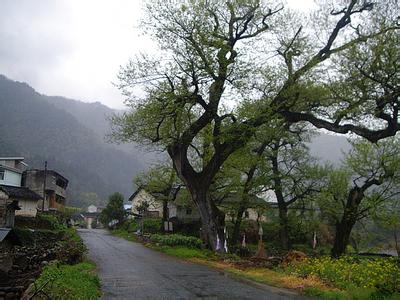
37 214 62 229
286 256 400 294
121 219 140 232
33 261 100 300
143 218 162 234
150 234 203 248
56 228 87 264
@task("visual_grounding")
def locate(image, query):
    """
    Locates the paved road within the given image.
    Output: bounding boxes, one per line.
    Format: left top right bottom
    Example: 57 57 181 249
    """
79 229 307 300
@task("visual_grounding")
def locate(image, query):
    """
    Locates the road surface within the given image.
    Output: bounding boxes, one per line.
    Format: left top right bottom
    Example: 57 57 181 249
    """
79 229 307 300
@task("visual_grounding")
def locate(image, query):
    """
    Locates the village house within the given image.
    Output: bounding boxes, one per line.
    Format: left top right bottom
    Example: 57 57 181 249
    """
82 205 103 229
22 169 69 211
0 157 42 222
219 194 270 223
129 187 200 221
129 187 268 223
129 188 163 218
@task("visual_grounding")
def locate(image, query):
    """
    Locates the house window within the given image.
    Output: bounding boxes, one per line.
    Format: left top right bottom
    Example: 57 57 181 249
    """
0 168 4 180
186 208 192 215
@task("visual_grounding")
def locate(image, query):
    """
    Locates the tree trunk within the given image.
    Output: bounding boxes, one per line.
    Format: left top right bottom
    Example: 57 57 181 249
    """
331 187 363 258
278 205 290 250
231 204 246 245
331 214 357 257
271 151 291 250
192 189 225 251
393 227 400 257
162 199 168 222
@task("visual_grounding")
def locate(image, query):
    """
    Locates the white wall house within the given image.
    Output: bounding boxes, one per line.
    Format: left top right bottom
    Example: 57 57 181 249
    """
129 188 163 217
0 157 41 218
87 205 98 213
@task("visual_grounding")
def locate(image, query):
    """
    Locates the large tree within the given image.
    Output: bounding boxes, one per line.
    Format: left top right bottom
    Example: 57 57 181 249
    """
112 0 399 250
318 137 400 257
264 131 325 250
99 192 126 227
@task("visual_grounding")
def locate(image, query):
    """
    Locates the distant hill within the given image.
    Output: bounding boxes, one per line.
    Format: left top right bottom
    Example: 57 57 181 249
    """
41 94 157 162
0 75 145 207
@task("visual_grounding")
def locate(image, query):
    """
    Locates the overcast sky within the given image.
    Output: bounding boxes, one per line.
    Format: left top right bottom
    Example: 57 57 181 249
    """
0 0 314 109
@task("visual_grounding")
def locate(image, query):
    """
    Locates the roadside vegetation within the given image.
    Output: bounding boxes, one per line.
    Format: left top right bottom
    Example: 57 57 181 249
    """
32 261 100 300
108 216 400 299
15 212 101 299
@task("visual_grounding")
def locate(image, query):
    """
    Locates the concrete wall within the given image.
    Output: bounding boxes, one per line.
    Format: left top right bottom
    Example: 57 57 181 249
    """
24 170 67 211
24 171 67 199
15 199 37 217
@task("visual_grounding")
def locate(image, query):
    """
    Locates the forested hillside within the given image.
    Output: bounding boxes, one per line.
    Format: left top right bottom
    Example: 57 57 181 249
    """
0 75 143 207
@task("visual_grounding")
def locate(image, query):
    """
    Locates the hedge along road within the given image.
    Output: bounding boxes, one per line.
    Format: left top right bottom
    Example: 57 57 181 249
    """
78 229 307 300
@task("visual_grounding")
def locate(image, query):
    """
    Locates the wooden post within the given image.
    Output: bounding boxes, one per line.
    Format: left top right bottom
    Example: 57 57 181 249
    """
254 224 267 258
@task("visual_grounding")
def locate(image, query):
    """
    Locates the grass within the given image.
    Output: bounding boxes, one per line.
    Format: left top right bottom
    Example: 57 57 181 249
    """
32 260 101 300
111 228 139 242
147 243 212 259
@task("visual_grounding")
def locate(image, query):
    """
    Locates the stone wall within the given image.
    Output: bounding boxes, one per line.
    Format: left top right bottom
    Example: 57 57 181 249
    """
0 230 62 300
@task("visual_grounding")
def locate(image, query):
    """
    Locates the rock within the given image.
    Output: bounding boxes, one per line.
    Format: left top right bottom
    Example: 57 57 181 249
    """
41 261 48 266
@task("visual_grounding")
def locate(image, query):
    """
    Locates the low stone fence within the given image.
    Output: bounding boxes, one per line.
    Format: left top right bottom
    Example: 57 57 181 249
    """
0 230 63 300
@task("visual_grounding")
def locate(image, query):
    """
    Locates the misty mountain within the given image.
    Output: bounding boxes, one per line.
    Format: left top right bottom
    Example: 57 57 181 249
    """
41 93 158 162
309 132 351 165
0 74 144 207
43 89 351 166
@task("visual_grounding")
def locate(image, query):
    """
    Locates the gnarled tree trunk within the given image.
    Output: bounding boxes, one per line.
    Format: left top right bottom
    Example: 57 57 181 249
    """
331 187 363 258
231 205 246 246
193 189 225 250
278 205 290 250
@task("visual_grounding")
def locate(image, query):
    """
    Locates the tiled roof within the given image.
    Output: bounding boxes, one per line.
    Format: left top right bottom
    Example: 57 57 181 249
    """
0 185 42 200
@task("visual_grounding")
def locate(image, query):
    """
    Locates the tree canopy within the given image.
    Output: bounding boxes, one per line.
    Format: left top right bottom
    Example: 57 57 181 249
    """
111 0 399 250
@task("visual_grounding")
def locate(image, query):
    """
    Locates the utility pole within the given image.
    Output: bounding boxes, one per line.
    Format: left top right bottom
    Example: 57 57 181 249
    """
42 161 47 212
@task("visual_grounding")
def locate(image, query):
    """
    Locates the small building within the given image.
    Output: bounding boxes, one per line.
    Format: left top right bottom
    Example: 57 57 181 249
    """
129 188 163 218
82 212 100 229
0 157 42 219
168 200 200 221
220 194 270 223
22 169 69 211
87 205 98 213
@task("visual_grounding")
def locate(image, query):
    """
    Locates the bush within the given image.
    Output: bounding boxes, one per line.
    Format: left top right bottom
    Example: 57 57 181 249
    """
143 218 162 234
56 228 87 264
121 219 140 232
150 234 203 249
15 213 66 230
286 256 400 294
171 219 202 237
